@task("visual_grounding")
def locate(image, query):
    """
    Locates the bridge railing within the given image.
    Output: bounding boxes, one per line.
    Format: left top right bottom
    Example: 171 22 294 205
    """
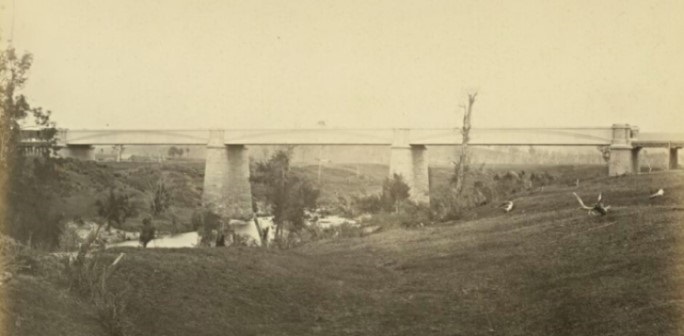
20 126 669 147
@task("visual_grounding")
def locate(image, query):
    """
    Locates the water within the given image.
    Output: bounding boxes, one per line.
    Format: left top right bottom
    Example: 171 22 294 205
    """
106 214 357 249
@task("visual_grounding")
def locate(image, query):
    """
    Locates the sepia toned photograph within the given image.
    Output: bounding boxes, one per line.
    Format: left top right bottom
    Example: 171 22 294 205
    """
0 0 683 335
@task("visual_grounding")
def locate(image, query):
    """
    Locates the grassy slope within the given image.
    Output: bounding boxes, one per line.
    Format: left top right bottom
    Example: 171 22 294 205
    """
54 159 603 225
88 171 684 336
1 275 106 336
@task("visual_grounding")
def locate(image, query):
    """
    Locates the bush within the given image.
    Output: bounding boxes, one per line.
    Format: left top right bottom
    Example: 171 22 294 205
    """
96 188 136 230
381 174 410 212
359 201 432 230
352 194 385 215
304 221 365 241
150 179 171 216
58 225 83 252
169 213 182 235
64 252 132 336
191 208 223 246
332 196 355 218
347 174 411 216
431 181 490 221
251 150 320 243
397 202 432 228
269 232 296 249
2 169 65 249
0 235 30 276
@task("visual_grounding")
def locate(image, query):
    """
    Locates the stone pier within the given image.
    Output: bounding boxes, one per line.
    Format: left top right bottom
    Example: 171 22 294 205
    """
670 147 680 170
201 130 255 241
389 129 430 205
608 124 639 176
59 145 95 160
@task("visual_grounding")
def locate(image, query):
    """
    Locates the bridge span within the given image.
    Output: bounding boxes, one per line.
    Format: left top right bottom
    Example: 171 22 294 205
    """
20 124 682 226
55 127 626 146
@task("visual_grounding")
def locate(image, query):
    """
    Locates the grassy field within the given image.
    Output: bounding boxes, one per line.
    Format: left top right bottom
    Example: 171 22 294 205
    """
6 169 683 335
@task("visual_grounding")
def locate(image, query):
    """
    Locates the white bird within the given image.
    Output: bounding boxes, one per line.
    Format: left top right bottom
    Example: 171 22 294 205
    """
500 201 514 213
649 189 665 199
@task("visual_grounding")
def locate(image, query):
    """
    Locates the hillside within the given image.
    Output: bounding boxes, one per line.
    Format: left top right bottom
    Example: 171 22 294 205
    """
1 275 107 336
23 170 677 336
50 159 604 234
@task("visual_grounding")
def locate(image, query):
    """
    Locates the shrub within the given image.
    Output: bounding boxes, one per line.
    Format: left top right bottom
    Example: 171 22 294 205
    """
332 196 355 218
58 225 82 252
0 235 65 286
381 174 410 212
431 177 491 221
352 194 385 215
0 235 29 276
357 201 432 230
303 221 365 241
191 208 222 246
348 174 411 216
397 201 432 228
150 179 172 216
320 222 365 239
96 188 136 230
64 252 132 336
251 150 320 244
169 213 183 235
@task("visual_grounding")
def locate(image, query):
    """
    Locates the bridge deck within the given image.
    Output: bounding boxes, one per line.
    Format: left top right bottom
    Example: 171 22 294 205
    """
633 132 684 148
44 128 617 146
19 128 683 147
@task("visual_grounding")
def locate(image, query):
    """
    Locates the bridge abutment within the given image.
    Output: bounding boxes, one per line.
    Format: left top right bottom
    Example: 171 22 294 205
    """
59 145 95 160
389 130 430 205
670 147 680 170
632 147 642 174
609 124 639 176
202 131 255 238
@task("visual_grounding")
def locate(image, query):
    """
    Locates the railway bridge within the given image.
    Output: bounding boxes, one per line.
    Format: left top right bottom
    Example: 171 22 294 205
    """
20 124 683 222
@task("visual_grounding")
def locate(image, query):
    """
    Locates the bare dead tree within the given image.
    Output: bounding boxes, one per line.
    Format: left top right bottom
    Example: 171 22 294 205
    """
454 92 477 195
572 192 611 216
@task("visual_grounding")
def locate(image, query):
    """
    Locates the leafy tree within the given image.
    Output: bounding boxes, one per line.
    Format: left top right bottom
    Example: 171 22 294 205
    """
250 150 319 245
95 188 136 230
167 146 184 158
150 178 171 217
351 194 384 215
1 47 60 248
597 145 611 163
191 208 223 246
381 173 411 213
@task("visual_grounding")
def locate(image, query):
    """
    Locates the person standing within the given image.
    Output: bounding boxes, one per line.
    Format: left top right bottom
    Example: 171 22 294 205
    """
140 217 156 248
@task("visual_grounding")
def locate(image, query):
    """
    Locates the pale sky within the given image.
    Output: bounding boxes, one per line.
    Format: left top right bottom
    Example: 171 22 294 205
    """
1 0 683 131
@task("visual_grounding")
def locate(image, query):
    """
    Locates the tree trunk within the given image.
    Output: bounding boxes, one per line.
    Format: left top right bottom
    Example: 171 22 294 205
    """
253 216 268 248
275 221 283 244
454 93 477 195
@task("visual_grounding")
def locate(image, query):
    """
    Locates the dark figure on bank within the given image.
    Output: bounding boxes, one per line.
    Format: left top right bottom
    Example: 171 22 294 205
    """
140 217 156 248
